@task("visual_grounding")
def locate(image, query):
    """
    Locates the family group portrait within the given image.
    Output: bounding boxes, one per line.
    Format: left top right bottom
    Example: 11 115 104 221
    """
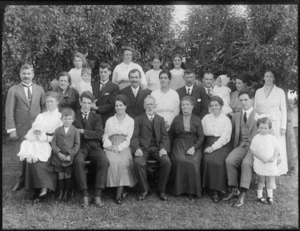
2 3 298 229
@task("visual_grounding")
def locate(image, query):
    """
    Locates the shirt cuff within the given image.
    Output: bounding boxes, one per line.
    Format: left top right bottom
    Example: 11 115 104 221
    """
7 128 16 134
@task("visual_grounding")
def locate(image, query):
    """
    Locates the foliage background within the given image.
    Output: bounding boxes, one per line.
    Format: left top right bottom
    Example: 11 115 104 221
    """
2 4 298 136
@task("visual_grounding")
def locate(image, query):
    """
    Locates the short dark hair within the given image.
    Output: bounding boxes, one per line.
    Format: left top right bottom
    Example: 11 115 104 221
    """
128 68 141 78
257 117 272 129
184 69 194 76
202 71 214 79
57 72 72 84
181 95 195 106
61 107 75 119
209 95 224 107
238 88 255 99
159 70 171 80
80 91 95 102
121 46 135 55
115 94 128 106
99 63 111 71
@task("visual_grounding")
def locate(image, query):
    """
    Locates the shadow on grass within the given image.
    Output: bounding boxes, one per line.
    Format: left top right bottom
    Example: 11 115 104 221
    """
2 141 299 229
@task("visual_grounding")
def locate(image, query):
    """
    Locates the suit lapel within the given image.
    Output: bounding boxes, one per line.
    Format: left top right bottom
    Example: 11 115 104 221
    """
235 111 242 145
17 83 30 107
153 114 160 139
75 111 84 128
142 114 152 129
99 81 111 98
30 84 39 107
248 109 257 133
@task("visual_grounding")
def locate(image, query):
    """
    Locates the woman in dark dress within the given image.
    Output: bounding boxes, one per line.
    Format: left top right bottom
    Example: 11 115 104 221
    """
201 96 233 203
168 96 204 199
55 72 80 112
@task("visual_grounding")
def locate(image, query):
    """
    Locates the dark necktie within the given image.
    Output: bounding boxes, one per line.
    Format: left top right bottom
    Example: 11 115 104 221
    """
82 112 88 128
244 112 247 124
207 88 211 97
100 82 106 92
187 88 191 95
23 84 32 103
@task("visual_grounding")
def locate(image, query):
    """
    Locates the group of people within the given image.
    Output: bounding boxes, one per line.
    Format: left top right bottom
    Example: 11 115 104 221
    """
5 46 288 209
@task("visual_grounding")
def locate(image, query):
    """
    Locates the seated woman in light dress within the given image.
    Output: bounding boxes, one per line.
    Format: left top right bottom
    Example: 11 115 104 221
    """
212 74 233 115
151 70 180 131
169 54 185 90
146 55 163 91
19 91 63 203
102 94 137 204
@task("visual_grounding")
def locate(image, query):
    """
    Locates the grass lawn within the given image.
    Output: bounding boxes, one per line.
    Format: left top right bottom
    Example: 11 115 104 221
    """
2 141 299 229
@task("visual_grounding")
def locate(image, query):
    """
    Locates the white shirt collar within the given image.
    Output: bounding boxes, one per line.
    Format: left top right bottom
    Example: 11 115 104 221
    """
131 85 140 93
100 80 109 85
22 82 33 87
185 84 194 93
242 107 253 119
81 110 90 117
146 113 155 120
64 126 70 133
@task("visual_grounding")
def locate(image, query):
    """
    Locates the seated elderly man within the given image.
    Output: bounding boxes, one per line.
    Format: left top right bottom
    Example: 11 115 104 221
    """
130 95 171 201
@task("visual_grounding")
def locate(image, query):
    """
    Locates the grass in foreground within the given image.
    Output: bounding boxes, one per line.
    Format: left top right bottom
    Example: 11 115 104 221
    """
2 141 299 229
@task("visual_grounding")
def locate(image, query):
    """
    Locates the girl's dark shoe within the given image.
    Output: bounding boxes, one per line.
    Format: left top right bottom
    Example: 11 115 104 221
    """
116 197 122 204
257 197 268 204
267 197 274 205
211 191 220 203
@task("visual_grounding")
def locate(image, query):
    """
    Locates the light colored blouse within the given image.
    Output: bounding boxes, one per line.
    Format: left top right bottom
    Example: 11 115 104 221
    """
201 113 232 150
102 114 134 152
151 88 180 128
169 68 185 90
112 62 147 89
68 68 82 89
212 85 233 114
254 85 287 129
146 69 162 91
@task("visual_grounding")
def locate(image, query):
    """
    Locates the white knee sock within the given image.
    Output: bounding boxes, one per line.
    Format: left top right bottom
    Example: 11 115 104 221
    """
267 189 273 198
257 190 263 198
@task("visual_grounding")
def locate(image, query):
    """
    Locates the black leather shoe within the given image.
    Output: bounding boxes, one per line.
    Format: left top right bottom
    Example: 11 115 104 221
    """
116 197 122 204
12 182 24 191
188 194 195 201
94 196 104 207
158 192 167 201
223 189 240 201
211 192 220 203
138 191 148 201
121 191 128 199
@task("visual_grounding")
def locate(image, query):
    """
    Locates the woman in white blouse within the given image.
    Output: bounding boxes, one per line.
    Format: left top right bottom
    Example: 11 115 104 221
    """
254 70 288 175
151 70 180 131
201 95 233 203
112 46 147 90
102 94 137 204
169 54 186 90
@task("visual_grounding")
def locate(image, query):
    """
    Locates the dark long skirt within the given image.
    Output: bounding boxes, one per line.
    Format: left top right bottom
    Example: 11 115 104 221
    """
202 136 232 192
25 159 57 191
168 134 202 197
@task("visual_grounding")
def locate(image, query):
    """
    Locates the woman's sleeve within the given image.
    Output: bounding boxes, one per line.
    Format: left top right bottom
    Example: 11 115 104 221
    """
137 64 148 87
117 118 134 152
112 66 118 84
211 116 232 150
254 90 259 111
173 92 180 117
145 70 151 85
51 129 60 156
102 118 112 148
194 118 204 150
279 88 287 129
31 114 43 130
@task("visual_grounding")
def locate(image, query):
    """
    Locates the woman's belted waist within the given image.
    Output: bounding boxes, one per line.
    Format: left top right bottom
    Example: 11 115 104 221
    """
46 133 54 136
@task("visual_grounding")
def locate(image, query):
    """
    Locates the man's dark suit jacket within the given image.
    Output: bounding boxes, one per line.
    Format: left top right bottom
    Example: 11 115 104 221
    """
130 113 170 154
73 110 103 149
177 84 209 119
92 80 119 127
51 125 81 167
120 85 151 118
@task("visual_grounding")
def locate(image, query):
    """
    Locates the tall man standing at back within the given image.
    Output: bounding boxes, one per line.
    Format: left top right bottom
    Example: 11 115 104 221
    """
202 71 214 99
91 63 119 128
5 64 45 191
177 69 209 119
120 69 151 118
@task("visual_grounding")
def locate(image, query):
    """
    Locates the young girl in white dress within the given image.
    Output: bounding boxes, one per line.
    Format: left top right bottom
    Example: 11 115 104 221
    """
68 52 87 89
212 75 233 115
169 54 185 90
76 67 93 95
17 91 63 164
250 117 280 205
145 55 163 91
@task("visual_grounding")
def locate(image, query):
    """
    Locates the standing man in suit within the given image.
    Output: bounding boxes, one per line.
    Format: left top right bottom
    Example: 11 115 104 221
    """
202 71 214 99
73 91 109 208
131 95 171 201
177 69 209 119
5 64 45 191
91 63 119 128
120 68 151 118
223 89 257 207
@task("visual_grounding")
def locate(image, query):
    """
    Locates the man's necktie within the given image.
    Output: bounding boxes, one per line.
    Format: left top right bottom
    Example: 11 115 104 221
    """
187 88 191 95
149 116 154 122
100 82 105 92
82 112 88 128
207 88 211 97
23 84 32 103
244 112 247 124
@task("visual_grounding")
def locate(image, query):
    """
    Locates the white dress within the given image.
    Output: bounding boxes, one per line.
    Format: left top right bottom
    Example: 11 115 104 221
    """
169 68 185 90
151 89 180 131
250 134 280 176
146 69 162 91
112 62 147 90
254 85 288 175
103 114 137 187
76 80 93 95
68 68 82 89
212 85 233 115
17 108 63 163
